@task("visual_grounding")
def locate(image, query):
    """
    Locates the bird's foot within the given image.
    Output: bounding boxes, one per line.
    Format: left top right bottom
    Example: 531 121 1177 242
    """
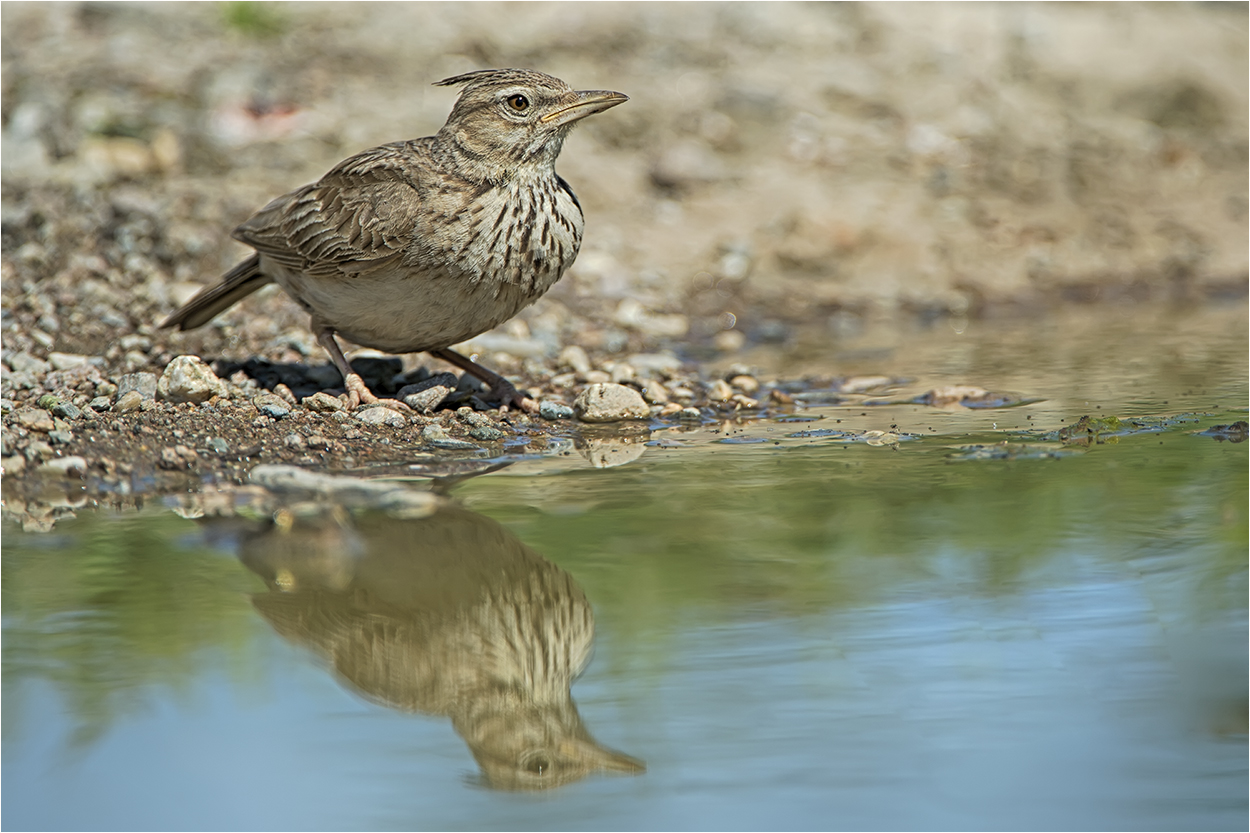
491 378 539 414
343 373 380 409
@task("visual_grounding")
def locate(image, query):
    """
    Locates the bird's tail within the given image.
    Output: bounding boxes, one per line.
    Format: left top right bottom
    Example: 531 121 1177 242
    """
160 253 273 331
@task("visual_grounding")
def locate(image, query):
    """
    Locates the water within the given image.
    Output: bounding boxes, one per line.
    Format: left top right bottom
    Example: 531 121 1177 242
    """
4 304 1247 830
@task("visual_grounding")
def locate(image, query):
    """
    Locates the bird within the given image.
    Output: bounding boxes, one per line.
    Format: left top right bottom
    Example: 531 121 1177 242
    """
240 501 646 790
161 69 627 411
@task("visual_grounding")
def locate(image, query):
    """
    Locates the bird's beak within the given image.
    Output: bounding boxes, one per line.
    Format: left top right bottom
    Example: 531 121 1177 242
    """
558 737 647 773
541 90 629 125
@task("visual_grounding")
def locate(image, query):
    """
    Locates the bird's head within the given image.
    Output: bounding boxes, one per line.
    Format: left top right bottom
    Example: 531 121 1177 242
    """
435 68 627 180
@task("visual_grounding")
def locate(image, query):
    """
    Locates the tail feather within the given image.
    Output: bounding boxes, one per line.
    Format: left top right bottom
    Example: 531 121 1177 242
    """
161 254 273 331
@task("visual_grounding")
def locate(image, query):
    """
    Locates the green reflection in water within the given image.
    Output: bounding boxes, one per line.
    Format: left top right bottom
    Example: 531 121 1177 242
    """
464 420 1248 657
1 513 265 748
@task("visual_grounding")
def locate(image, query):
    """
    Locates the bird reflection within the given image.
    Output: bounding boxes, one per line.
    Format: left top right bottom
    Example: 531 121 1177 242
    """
237 502 644 790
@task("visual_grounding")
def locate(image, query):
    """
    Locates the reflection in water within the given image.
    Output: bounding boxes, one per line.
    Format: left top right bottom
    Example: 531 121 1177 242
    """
237 503 644 790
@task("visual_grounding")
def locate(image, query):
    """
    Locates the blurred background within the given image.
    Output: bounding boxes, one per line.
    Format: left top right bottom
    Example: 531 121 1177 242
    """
2 2 1246 360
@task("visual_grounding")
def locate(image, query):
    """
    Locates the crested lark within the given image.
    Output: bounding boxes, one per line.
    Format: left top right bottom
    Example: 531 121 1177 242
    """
162 69 627 411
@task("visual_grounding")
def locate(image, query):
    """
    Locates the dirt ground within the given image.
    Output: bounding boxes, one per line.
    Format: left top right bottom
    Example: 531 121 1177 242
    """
2 2 1247 520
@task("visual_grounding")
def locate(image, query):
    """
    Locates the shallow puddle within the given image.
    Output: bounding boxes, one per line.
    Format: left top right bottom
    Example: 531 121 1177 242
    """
3 303 1247 830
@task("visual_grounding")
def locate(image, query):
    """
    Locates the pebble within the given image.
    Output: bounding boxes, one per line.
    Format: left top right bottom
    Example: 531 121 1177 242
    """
253 393 291 420
420 424 449 442
0 399 12 415
158 355 227 403
539 400 575 420
283 432 307 450
38 455 87 475
456 407 493 428
51 400 82 420
356 407 407 428
2 455 26 474
731 375 760 395
303 391 345 412
14 408 54 432
398 372 457 412
114 390 144 412
559 345 593 375
47 352 94 371
47 429 73 444
678 407 704 421
208 437 230 456
641 381 670 404
574 383 650 423
7 352 50 374
469 425 506 441
25 441 54 461
117 372 158 401
708 379 734 401
89 396 113 411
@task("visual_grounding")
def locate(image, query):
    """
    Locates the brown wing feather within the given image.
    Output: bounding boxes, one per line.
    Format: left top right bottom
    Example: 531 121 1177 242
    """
232 141 431 279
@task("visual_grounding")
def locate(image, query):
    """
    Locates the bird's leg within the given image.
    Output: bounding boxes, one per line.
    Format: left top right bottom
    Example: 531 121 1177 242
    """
316 326 378 409
429 348 538 413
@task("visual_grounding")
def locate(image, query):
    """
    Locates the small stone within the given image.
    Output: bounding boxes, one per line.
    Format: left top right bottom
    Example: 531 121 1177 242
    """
421 424 449 442
274 383 298 405
208 437 230 456
559 345 593 375
398 372 457 412
283 432 308 450
708 379 734 401
610 363 636 384
119 334 152 352
330 411 351 423
303 391 345 412
89 396 113 411
456 407 493 428
114 390 144 412
47 352 93 371
25 441 55 461
582 370 612 384
356 407 407 428
469 425 506 441
306 435 328 449
96 381 118 398
573 383 650 423
731 375 760 395
8 352 51 374
158 355 227 403
713 330 746 352
47 429 73 444
429 437 483 451
0 399 11 415
117 372 159 401
539 401 575 421
678 407 703 421
254 394 291 420
51 401 82 420
14 408 54 432
658 402 684 416
2 454 27 475
38 455 87 476
641 381 670 404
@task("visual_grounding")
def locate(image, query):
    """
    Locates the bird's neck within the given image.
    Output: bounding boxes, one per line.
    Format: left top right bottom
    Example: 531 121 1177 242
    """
436 126 565 186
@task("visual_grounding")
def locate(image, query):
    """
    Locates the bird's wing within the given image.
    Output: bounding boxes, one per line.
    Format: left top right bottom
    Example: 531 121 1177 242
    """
233 141 432 279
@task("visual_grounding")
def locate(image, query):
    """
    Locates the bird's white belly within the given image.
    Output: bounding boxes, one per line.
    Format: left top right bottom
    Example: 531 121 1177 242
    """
264 174 584 355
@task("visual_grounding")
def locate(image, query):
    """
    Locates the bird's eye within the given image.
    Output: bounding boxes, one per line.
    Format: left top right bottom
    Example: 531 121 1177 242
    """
506 94 530 112
522 753 550 775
